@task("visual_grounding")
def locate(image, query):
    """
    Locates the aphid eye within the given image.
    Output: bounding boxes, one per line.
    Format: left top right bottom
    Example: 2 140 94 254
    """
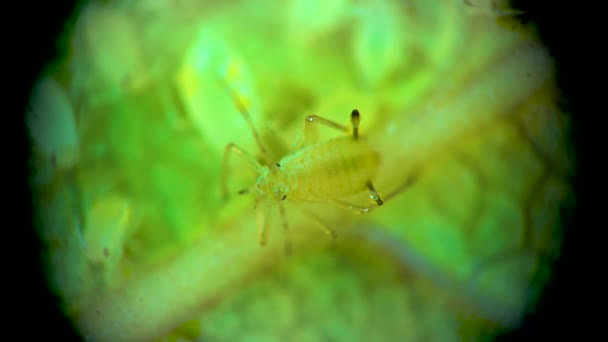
275 163 281 168
281 195 287 201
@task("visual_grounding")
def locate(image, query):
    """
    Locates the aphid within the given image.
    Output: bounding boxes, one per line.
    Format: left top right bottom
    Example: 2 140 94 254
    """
286 0 349 43
73 4 149 95
219 80 416 254
176 28 260 152
27 77 80 185
461 0 524 17
351 0 405 88
82 194 137 285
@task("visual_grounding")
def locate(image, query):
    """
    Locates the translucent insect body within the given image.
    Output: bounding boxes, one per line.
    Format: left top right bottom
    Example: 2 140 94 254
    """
220 79 415 254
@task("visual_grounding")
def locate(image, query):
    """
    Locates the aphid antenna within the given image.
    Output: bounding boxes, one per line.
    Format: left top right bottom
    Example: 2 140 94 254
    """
215 74 271 165
238 186 256 196
220 143 265 200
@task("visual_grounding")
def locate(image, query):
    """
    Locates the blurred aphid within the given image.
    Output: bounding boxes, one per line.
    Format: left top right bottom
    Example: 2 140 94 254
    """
351 1 405 88
71 4 150 102
176 27 259 153
83 195 136 285
461 0 524 17
286 0 350 43
27 77 79 182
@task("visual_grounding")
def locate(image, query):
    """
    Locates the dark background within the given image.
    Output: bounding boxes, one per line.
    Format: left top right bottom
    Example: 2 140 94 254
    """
5 0 600 340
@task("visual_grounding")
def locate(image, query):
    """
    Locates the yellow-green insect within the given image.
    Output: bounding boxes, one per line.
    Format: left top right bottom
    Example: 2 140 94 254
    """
220 81 412 253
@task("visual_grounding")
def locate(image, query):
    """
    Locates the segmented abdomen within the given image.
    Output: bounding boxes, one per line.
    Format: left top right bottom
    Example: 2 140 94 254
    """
282 137 380 201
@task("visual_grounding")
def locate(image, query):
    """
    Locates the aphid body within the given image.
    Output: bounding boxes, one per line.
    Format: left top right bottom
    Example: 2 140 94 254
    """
258 135 380 203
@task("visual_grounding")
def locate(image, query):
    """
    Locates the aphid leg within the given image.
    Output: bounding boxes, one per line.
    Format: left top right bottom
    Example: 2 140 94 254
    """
333 174 419 215
221 143 264 201
332 179 385 214
278 202 292 256
296 206 337 239
304 114 350 133
255 196 269 246
366 180 384 205
298 113 350 149
333 200 378 215
351 109 361 140
382 173 418 202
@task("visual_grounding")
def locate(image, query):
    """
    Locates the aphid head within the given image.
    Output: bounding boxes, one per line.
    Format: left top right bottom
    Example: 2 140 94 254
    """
272 184 289 203
256 164 291 203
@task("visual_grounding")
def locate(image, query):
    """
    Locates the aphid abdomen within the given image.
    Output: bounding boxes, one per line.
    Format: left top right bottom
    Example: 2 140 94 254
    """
285 137 380 201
